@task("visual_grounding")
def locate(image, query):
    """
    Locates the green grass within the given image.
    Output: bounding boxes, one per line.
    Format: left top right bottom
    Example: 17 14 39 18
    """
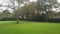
0 21 60 34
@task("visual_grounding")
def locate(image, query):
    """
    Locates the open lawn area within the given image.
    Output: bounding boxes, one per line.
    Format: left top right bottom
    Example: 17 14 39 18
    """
0 21 60 34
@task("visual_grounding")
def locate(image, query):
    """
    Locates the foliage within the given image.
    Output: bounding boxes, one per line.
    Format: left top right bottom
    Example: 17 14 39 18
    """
1 10 12 18
0 0 60 22
15 2 37 20
37 0 58 21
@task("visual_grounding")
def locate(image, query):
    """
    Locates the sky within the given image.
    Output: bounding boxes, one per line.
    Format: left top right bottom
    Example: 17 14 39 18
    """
0 0 60 12
30 0 37 2
0 0 37 12
58 0 60 3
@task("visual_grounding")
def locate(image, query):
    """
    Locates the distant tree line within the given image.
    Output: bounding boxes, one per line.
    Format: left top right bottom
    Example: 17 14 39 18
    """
0 0 60 23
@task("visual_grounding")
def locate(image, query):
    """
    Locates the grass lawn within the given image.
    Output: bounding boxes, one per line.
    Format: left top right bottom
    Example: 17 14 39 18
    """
0 21 60 34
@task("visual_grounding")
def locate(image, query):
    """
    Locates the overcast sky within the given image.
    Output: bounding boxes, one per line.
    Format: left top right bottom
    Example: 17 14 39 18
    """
0 0 60 12
0 0 37 12
58 0 60 3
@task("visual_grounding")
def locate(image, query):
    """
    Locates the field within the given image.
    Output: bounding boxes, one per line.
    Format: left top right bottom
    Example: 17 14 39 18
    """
0 21 60 34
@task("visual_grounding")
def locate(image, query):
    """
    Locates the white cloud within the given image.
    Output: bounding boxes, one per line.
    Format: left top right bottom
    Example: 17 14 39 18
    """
20 4 24 7
0 0 4 4
30 0 37 2
58 0 60 3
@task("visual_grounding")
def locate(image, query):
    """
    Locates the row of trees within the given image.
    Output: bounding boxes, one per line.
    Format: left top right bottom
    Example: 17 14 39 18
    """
0 0 60 23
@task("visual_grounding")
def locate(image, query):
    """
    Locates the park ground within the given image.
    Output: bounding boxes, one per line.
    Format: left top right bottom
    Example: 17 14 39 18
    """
0 21 60 34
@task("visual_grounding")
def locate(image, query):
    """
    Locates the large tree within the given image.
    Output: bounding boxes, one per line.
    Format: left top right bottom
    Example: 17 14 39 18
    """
15 2 37 20
37 0 58 21
9 0 24 23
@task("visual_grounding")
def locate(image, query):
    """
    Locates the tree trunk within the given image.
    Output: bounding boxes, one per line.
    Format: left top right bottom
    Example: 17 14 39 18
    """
16 2 20 24
16 15 19 23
